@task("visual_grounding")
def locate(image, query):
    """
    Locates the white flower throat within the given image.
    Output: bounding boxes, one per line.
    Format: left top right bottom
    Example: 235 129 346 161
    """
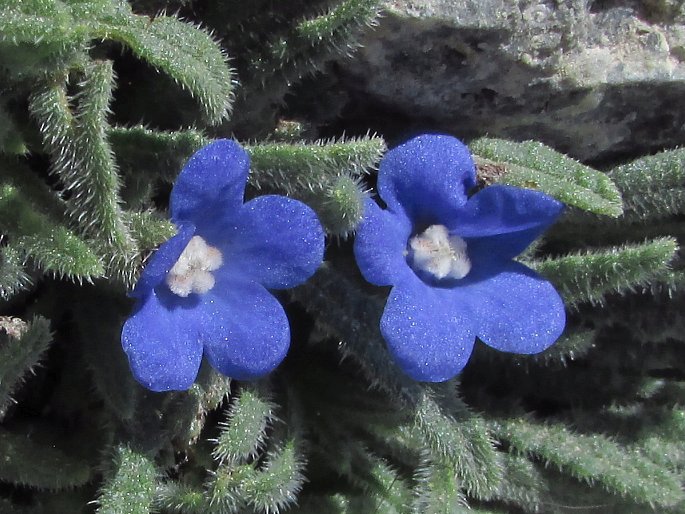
408 225 471 280
166 236 223 297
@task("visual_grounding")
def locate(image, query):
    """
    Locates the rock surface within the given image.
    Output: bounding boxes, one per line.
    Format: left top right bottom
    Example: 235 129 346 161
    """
317 0 685 162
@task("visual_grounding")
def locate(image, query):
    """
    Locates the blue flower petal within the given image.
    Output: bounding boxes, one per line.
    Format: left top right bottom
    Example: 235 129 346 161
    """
380 274 476 382
121 289 203 392
377 135 476 227
353 199 413 287
217 195 324 289
201 279 290 380
456 185 563 236
130 223 195 299
459 261 566 354
170 139 249 229
465 228 549 270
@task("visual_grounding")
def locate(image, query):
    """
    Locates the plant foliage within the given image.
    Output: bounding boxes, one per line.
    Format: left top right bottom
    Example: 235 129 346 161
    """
0 0 683 513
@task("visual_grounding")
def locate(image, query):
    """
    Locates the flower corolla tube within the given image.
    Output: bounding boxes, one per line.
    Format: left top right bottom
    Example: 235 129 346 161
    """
122 140 325 391
353 134 566 382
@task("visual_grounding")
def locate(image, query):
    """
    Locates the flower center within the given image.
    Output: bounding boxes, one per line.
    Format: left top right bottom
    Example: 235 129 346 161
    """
408 224 471 280
166 235 223 297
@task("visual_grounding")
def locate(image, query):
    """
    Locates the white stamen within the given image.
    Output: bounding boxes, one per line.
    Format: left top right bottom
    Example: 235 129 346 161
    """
408 224 471 280
166 235 223 297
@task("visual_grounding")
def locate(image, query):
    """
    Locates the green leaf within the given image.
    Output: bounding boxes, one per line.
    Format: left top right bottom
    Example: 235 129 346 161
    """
241 441 306 514
155 482 207 514
125 211 176 252
109 126 208 182
299 174 368 237
213 387 277 464
411 456 468 514
289 263 423 405
227 0 381 130
0 246 31 301
248 135 386 191
530 237 678 307
161 365 232 446
413 390 501 500
471 138 623 217
74 286 139 421
112 131 381 236
526 328 596 366
491 418 685 507
0 316 52 419
29 65 133 251
1 1 233 121
0 426 91 490
634 408 685 473
207 463 255 513
609 148 685 220
0 0 88 76
491 454 544 513
0 181 104 280
295 0 381 43
95 446 157 514
95 12 233 124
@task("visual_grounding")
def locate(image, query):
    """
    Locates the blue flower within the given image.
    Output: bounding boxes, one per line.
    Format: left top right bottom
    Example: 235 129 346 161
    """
122 140 325 391
353 134 566 382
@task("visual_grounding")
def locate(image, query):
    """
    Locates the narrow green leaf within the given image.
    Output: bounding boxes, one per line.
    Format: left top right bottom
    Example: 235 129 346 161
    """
233 0 381 123
161 365 232 446
109 126 208 182
471 137 623 217
526 328 596 366
289 263 423 405
2 1 233 122
299 174 368 237
155 482 207 514
29 65 133 253
241 441 306 514
0 427 91 490
609 148 685 220
413 390 501 500
0 316 51 419
609 147 685 193
74 286 138 421
0 1 88 76
96 446 157 514
213 387 277 464
207 463 255 513
296 0 381 43
248 137 382 236
364 457 412 514
530 237 677 307
412 455 467 514
125 211 176 252
247 135 386 192
97 14 233 124
0 181 104 280
0 245 31 301
492 454 544 513
492 418 685 507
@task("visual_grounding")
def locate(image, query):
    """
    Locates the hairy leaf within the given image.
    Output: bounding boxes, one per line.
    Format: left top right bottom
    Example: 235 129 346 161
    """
96 446 157 514
471 138 623 217
531 237 677 307
492 418 685 507
0 181 104 280
0 316 51 420
0 427 91 490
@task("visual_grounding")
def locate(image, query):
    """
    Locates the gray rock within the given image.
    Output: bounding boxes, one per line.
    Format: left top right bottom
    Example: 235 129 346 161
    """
322 0 685 161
